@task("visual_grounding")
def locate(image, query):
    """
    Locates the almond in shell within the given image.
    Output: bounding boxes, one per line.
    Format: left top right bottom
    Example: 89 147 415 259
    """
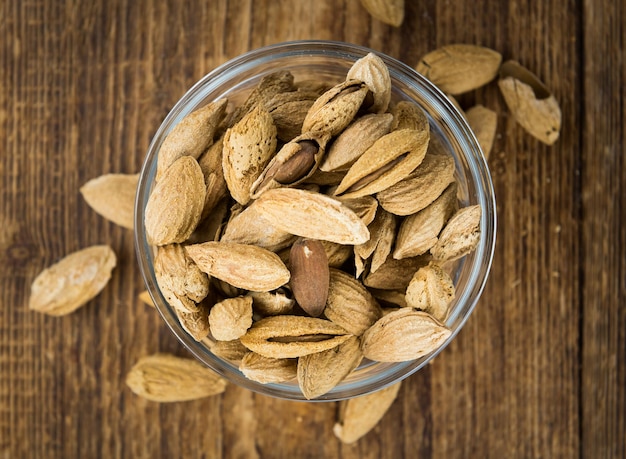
301 80 368 136
430 205 481 261
320 113 393 172
185 241 290 292
80 173 139 230
368 288 408 308
354 208 396 276
239 315 352 359
220 201 296 252
198 137 229 219
240 352 297 384
393 182 458 259
320 240 353 268
498 60 561 145
324 268 382 336
155 99 228 180
29 245 116 316
176 302 211 341
465 104 498 159
361 308 451 362
405 263 455 322
209 296 254 341
222 105 277 205
154 243 210 313
125 353 226 402
346 52 391 113
295 79 332 95
145 155 206 246
250 132 329 198
187 197 229 245
253 188 370 245
358 0 404 27
333 195 379 226
334 128 430 199
376 152 456 216
333 381 402 444
297 335 362 399
303 169 346 187
416 44 502 95
204 338 249 363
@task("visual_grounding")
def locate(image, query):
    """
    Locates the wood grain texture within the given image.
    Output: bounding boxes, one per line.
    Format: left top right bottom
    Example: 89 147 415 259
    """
581 1 626 458
0 0 622 458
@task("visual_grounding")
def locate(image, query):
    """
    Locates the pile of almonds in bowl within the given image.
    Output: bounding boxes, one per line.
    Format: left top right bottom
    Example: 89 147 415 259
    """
140 48 485 401
29 39 559 442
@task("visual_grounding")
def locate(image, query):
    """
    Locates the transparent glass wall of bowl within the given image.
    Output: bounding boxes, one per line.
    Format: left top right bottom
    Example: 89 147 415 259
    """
135 40 496 401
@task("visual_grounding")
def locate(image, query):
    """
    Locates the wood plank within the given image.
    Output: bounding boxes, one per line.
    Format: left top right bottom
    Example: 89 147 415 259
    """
581 1 626 457
431 1 582 457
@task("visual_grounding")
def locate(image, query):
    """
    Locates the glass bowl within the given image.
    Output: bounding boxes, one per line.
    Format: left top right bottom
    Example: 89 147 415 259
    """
135 40 496 401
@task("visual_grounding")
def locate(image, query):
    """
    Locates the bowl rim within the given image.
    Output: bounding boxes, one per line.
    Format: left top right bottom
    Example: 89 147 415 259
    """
134 39 497 402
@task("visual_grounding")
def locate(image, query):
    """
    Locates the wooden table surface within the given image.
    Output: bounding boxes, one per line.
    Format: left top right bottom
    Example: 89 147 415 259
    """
1 1 624 458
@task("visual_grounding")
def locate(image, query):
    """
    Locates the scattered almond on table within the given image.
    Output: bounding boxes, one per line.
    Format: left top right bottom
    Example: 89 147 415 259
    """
497 60 562 145
334 381 403 444
125 353 227 402
358 0 405 27
28 245 117 316
80 173 139 230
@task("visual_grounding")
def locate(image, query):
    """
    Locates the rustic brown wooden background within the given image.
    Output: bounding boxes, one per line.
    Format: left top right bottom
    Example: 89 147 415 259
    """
1 0 624 458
